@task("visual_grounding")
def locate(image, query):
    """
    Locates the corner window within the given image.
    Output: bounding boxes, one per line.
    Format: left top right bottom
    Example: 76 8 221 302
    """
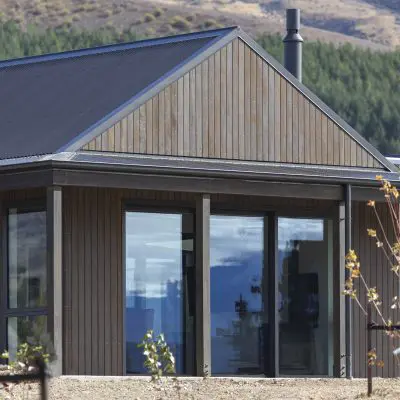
2 206 48 358
8 209 47 309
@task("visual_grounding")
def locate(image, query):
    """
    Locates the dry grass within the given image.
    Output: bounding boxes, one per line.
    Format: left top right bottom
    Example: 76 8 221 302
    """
0 0 397 50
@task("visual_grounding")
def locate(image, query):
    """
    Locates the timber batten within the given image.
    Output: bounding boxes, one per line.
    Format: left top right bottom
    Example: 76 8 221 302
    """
81 38 383 169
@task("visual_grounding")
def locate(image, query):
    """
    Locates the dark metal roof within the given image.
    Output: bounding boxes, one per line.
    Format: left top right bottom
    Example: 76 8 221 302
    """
0 28 234 160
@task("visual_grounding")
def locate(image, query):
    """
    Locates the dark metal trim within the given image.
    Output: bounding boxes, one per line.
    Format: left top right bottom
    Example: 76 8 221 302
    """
334 202 346 377
195 194 211 377
0 169 53 190
345 184 353 378
267 213 279 377
237 30 396 173
0 199 7 357
46 186 63 376
54 169 345 200
352 186 386 202
53 153 400 184
3 308 48 317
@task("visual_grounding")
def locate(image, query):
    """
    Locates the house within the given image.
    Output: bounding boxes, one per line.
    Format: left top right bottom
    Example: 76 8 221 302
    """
0 9 398 378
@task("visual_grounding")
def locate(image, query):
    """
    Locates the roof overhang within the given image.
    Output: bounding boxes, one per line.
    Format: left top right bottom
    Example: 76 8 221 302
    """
0 152 397 202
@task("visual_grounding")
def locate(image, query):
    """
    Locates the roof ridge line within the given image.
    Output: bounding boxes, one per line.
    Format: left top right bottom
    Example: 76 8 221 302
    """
0 26 238 69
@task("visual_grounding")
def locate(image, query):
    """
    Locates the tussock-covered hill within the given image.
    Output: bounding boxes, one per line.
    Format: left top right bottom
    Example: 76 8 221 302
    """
0 0 399 50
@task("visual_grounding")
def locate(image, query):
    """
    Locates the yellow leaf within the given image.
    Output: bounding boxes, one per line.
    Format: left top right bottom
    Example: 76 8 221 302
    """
367 229 377 238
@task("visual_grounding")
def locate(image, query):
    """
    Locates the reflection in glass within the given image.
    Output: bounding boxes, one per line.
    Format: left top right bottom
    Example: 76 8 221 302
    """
278 218 333 376
8 209 47 309
210 215 266 375
7 315 48 360
125 211 195 374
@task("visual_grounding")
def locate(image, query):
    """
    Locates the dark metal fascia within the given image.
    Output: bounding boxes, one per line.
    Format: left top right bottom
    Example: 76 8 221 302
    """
237 29 397 173
0 156 398 188
47 159 400 187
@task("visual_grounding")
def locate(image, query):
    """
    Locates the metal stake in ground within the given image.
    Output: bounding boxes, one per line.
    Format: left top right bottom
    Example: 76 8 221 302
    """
367 303 400 397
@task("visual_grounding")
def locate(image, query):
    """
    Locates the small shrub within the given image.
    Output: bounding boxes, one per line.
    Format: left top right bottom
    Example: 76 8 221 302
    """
153 8 163 18
145 27 156 37
58 8 69 17
186 15 195 22
144 13 156 23
72 15 80 22
72 5 86 13
85 4 97 12
204 19 216 28
112 5 122 15
170 16 191 31
138 330 175 382
98 9 112 19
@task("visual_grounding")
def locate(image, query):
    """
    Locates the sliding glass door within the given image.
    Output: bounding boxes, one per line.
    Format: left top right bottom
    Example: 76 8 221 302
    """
210 215 267 375
124 208 334 378
125 210 195 375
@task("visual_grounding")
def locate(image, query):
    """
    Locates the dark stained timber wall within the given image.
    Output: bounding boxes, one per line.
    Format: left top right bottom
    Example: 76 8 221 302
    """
82 38 383 169
352 201 400 378
61 188 337 375
62 187 197 375
61 188 397 376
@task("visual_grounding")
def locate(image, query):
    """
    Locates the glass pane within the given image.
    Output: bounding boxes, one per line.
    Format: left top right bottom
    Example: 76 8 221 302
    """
278 218 333 376
7 315 47 360
125 211 195 374
8 209 47 309
210 215 266 375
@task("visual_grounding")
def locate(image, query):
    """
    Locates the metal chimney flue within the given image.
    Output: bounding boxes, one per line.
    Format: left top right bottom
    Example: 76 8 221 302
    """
283 8 303 82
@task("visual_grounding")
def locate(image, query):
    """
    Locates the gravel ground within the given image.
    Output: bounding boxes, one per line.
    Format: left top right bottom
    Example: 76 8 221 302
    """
2 376 400 399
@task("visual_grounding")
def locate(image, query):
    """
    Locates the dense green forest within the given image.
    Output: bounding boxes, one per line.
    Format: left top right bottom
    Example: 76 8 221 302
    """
1 20 400 154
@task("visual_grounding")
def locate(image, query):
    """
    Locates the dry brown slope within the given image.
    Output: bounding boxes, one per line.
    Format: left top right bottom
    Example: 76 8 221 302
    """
0 0 396 50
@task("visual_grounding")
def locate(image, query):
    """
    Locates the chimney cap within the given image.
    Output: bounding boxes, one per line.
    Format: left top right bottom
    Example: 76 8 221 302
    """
286 8 300 31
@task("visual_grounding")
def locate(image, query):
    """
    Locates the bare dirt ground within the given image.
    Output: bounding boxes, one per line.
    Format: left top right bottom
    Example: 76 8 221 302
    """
3 377 400 399
0 0 397 50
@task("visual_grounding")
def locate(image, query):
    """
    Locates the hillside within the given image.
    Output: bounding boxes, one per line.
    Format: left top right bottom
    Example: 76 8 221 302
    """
0 0 399 50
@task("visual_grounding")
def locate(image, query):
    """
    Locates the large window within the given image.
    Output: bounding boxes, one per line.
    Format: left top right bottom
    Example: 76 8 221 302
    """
210 215 267 375
2 207 48 358
278 217 333 376
125 210 195 375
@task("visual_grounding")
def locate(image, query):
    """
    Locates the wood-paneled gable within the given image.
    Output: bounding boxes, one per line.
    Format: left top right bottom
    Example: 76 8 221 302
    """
62 187 337 375
82 38 383 169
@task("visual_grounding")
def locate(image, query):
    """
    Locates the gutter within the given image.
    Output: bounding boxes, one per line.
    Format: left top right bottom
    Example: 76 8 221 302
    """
0 158 398 188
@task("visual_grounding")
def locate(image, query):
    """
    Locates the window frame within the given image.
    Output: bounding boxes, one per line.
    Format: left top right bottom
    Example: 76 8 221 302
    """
122 202 196 376
0 199 48 357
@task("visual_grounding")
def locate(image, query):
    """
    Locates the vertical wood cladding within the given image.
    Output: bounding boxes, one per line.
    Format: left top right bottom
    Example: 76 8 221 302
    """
82 39 383 169
62 189 337 375
352 201 400 378
62 187 197 375
62 187 398 377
